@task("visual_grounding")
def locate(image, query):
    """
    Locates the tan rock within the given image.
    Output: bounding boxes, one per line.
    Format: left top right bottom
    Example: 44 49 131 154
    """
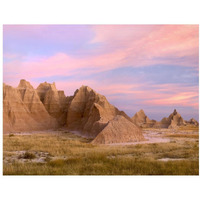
66 85 133 138
132 109 156 128
153 109 186 129
187 118 199 126
4 81 145 144
36 82 68 125
92 115 145 144
3 81 57 133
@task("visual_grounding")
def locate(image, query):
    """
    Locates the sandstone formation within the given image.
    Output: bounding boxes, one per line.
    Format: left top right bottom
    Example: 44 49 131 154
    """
132 109 156 128
3 80 144 145
3 80 58 133
92 115 145 144
66 85 135 139
36 82 69 125
153 109 186 129
186 118 199 126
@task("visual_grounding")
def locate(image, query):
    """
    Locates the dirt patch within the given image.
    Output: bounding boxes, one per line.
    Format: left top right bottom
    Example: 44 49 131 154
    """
3 150 68 164
108 133 171 146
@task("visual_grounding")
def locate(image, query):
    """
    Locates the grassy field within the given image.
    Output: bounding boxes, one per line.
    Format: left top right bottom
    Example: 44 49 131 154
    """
3 131 199 175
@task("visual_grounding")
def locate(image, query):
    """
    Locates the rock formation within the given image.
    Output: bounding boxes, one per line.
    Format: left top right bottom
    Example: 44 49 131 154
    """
132 109 156 128
92 115 145 144
3 80 58 133
36 82 69 125
186 118 199 126
153 109 186 129
3 80 144 144
66 85 136 139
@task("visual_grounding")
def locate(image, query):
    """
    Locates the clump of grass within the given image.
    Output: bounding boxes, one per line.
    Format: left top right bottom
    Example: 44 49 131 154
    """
18 152 36 159
9 133 14 137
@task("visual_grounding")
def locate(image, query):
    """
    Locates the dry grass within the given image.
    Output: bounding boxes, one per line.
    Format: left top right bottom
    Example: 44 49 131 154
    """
166 134 199 139
3 131 199 175
178 125 199 131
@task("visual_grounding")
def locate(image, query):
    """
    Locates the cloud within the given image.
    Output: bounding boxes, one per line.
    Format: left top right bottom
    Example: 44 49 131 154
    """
4 25 199 84
3 25 199 120
91 25 199 68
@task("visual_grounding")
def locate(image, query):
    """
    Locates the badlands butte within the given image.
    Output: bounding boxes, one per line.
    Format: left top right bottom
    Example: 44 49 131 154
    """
3 79 198 144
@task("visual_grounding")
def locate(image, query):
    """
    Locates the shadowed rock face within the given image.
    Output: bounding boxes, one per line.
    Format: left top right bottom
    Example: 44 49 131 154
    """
92 115 145 144
3 80 58 133
66 85 134 138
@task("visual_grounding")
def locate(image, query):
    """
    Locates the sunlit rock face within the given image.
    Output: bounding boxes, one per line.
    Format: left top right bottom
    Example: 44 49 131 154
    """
66 85 139 139
36 81 69 125
132 109 156 128
153 109 186 129
3 80 144 144
3 80 58 133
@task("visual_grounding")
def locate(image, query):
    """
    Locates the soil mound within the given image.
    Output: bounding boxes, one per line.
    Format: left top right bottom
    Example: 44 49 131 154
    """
92 115 145 144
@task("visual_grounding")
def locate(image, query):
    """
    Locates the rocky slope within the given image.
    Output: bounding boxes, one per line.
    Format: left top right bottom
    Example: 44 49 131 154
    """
153 109 186 129
92 115 145 144
132 109 156 128
3 80 144 144
66 85 136 138
36 82 69 125
3 80 58 133
185 118 199 126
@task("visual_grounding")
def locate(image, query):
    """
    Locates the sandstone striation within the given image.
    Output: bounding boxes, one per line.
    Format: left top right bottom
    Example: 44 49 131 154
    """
92 115 145 144
36 82 68 125
66 85 135 139
3 80 144 144
3 80 58 133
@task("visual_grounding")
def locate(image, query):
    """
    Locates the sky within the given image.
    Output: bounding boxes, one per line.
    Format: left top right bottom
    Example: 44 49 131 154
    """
3 25 199 121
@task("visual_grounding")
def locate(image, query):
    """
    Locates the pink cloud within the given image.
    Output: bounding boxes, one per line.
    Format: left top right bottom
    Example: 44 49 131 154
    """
4 25 199 84
141 84 199 109
91 25 199 67
3 25 199 117
95 82 199 110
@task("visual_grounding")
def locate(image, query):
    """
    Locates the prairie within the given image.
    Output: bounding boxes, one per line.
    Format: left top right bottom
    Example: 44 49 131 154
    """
3 128 199 175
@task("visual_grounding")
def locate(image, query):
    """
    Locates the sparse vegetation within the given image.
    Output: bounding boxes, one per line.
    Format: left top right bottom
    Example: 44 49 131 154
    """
166 134 199 139
178 125 199 131
18 151 36 159
3 131 199 175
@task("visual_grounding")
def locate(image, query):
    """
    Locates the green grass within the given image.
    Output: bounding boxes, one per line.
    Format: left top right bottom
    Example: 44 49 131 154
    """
3 131 199 175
